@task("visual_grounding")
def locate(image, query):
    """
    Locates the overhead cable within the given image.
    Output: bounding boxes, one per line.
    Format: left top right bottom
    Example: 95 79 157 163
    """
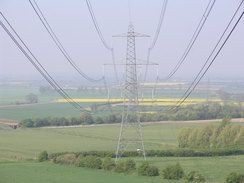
163 0 216 80
0 12 89 112
29 0 103 82
144 0 168 81
170 2 244 110
85 0 119 83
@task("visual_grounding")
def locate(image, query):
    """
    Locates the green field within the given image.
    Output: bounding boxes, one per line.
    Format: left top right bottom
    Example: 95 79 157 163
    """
0 84 220 121
1 83 244 183
0 123 187 158
1 122 244 182
1 161 178 183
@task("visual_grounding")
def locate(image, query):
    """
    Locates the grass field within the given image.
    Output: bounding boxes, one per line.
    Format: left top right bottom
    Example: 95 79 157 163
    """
0 161 179 183
0 84 220 121
1 122 244 182
1 156 243 183
1 83 244 183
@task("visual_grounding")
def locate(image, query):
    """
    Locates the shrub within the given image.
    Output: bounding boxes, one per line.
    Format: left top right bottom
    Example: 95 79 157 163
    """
84 156 102 169
38 150 48 162
102 158 116 171
75 156 86 167
225 172 244 183
146 166 159 176
137 161 159 176
162 163 184 180
124 159 136 172
185 171 205 183
138 162 150 176
55 154 76 165
115 161 125 173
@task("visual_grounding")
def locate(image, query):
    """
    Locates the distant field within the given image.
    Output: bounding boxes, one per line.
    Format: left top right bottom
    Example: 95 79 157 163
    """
1 122 244 158
1 122 244 183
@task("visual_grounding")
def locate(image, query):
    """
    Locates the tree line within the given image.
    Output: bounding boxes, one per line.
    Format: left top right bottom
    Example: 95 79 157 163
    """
178 118 244 149
20 102 244 128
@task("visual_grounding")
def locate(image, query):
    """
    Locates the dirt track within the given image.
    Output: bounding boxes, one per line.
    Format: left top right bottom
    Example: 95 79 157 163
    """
42 118 244 129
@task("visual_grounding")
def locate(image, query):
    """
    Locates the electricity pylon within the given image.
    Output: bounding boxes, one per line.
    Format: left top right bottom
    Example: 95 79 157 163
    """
113 23 149 161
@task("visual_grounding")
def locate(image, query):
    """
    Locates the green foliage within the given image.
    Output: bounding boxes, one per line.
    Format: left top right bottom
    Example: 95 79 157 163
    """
49 148 244 160
20 102 244 128
138 162 159 177
162 163 184 180
185 171 205 183
138 162 150 176
225 172 244 183
124 159 136 172
83 156 102 169
178 121 244 149
102 158 116 170
114 161 125 173
25 93 38 103
146 166 159 176
55 154 76 165
38 150 48 162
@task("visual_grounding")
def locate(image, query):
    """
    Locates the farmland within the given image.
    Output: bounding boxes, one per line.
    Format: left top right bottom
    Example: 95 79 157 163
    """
1 122 244 183
1 81 244 183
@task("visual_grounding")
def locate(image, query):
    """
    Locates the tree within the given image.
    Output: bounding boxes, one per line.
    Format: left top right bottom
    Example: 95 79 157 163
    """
79 113 94 124
185 171 205 183
114 161 125 173
38 150 48 162
102 158 116 170
178 128 192 148
124 159 136 172
162 163 184 180
26 93 38 103
225 172 244 183
84 156 102 169
138 161 150 176
20 118 34 127
234 126 244 145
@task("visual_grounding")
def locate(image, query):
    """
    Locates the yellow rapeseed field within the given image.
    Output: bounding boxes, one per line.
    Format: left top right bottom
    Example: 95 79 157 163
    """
56 98 221 107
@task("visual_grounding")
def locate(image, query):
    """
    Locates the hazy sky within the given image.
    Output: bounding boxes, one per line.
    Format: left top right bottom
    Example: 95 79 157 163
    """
0 0 244 83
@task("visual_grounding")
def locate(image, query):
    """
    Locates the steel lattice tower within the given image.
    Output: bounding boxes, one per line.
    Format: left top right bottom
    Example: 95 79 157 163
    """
114 24 149 161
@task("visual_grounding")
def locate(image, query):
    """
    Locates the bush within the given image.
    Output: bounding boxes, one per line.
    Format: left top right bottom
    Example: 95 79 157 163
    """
55 154 76 165
138 162 150 176
185 171 205 183
124 159 136 172
102 158 116 171
225 172 244 183
115 161 125 173
84 156 102 169
146 166 159 176
38 150 48 162
137 162 159 176
162 163 184 180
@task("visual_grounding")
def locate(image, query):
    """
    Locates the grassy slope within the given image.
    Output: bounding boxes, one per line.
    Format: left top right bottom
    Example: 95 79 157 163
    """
0 123 208 158
143 156 244 183
0 161 180 183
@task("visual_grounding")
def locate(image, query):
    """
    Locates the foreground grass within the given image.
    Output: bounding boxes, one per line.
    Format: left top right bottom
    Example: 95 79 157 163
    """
137 156 244 183
1 155 244 183
0 161 180 183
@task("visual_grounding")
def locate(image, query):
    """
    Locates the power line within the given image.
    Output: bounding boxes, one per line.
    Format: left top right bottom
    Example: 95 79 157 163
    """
148 0 216 111
29 0 103 82
143 0 168 81
85 0 120 83
170 2 244 110
0 12 89 113
163 0 216 80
